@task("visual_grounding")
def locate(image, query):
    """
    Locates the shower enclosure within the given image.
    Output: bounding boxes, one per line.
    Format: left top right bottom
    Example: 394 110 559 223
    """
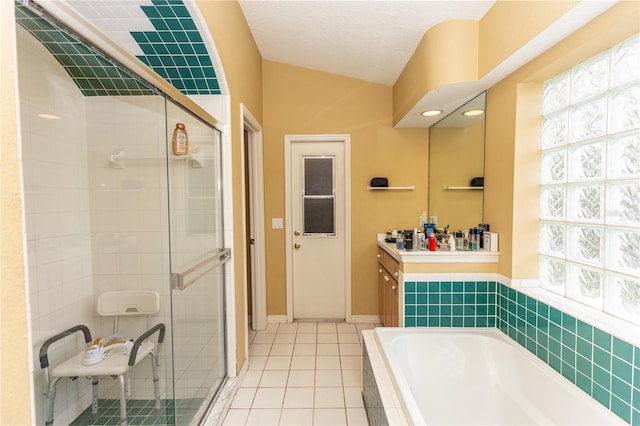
15 2 228 424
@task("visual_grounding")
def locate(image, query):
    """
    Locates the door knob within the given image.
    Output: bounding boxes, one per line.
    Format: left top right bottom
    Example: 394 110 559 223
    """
294 230 300 236
294 243 301 249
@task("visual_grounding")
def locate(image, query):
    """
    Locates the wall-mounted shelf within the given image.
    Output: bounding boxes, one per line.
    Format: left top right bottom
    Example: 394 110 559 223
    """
367 185 415 191
443 185 483 190
109 150 204 169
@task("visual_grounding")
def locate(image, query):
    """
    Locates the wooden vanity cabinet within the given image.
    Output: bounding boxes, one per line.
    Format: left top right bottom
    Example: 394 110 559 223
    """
377 248 399 327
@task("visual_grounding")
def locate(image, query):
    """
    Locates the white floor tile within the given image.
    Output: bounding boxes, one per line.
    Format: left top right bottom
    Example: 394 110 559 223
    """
295 333 317 344
245 408 281 426
222 408 249 426
314 387 345 408
317 323 337 333
337 323 357 333
271 343 294 356
343 387 364 407
290 355 316 370
248 356 267 371
340 355 362 370
264 355 292 370
315 369 343 387
249 343 272 356
259 370 289 388
279 408 313 425
230 387 256 409
252 387 285 409
317 343 339 356
256 323 279 334
293 343 316 356
296 323 317 334
317 333 338 344
274 333 296 344
316 355 341 370
240 370 263 388
287 370 315 387
283 387 314 408
341 369 362 387
314 408 347 425
277 323 298 334
338 333 360 344
346 407 369 425
339 343 362 356
252 333 276 344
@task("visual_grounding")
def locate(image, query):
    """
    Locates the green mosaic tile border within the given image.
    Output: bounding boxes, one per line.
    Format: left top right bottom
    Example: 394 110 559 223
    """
15 5 155 97
70 398 203 425
404 280 640 424
134 0 220 95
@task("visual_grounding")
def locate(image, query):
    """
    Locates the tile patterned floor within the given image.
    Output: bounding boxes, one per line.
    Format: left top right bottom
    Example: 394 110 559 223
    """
70 398 203 425
222 322 379 426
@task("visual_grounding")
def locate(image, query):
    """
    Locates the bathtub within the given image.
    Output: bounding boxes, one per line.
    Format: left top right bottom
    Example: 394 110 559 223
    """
362 328 624 425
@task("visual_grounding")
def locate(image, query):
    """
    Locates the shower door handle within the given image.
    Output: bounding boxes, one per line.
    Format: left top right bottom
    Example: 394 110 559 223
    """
171 248 231 290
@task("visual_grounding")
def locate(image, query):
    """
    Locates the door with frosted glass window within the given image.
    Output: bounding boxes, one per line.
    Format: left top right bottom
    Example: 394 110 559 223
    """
290 140 346 319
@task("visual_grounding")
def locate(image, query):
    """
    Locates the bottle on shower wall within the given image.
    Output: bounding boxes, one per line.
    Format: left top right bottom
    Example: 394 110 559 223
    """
172 123 189 156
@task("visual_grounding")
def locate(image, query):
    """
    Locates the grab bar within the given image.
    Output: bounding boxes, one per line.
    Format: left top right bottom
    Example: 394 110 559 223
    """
170 248 231 291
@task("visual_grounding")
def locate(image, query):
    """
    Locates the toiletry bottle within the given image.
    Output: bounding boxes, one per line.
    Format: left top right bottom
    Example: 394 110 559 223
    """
428 232 436 251
463 230 469 251
172 123 189 156
448 234 456 251
396 231 404 249
420 211 427 229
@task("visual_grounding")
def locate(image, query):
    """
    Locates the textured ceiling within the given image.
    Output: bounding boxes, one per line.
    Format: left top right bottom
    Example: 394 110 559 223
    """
238 0 495 86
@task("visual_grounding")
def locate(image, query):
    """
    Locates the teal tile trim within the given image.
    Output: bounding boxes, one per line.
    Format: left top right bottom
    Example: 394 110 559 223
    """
15 5 155 97
135 0 221 95
403 280 640 424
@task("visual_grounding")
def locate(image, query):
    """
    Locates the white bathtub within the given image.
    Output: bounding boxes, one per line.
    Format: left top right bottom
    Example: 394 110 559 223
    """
363 328 624 425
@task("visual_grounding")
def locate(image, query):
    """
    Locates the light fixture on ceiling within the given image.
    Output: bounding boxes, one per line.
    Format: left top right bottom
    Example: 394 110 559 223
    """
462 109 484 117
37 113 62 120
421 109 443 117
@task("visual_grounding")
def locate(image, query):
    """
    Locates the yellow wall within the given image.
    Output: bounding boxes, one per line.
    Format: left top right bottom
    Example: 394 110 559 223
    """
429 121 485 231
195 0 263 373
484 1 640 278
0 2 33 424
263 60 428 315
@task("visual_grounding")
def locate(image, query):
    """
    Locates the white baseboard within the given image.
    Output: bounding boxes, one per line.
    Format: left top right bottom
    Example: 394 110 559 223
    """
350 315 381 323
267 315 288 323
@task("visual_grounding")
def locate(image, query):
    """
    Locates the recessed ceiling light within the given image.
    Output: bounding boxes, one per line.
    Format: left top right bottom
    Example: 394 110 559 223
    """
462 109 484 117
421 109 443 117
37 113 62 120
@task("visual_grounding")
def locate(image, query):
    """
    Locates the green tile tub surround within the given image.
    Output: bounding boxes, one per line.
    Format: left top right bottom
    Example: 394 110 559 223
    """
15 5 155 97
134 0 221 95
404 280 640 424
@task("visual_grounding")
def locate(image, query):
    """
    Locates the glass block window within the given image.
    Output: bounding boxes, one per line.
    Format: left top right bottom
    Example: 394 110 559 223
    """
539 35 640 325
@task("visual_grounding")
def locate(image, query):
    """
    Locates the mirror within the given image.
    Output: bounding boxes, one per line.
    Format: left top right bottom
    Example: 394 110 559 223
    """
428 92 485 231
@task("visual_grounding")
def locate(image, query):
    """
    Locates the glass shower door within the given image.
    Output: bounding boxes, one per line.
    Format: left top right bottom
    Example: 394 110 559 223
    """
165 100 227 423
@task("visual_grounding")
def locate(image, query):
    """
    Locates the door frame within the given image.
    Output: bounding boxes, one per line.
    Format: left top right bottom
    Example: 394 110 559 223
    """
241 104 267 332
284 134 352 323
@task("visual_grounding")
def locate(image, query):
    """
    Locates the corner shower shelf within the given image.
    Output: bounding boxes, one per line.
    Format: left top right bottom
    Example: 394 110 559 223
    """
109 150 204 169
443 185 484 190
367 185 415 191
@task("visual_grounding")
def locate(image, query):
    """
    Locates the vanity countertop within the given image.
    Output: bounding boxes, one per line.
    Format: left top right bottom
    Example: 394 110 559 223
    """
377 234 499 264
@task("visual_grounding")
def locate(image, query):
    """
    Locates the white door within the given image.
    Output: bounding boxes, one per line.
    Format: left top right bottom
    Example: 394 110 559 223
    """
286 136 349 320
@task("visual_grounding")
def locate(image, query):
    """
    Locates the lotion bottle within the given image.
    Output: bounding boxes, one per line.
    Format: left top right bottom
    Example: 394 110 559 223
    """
172 123 189 156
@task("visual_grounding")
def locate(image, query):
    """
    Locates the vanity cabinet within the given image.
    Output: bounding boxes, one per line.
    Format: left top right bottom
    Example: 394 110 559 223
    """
377 248 399 327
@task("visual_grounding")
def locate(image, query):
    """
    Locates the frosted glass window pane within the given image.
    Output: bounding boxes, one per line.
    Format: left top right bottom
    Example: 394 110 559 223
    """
540 187 565 220
606 228 640 275
568 225 603 266
303 198 334 234
566 262 603 309
604 272 640 325
542 112 568 148
540 149 566 184
611 35 640 88
571 52 609 103
539 222 565 256
304 157 333 196
568 140 604 182
606 182 640 226
543 72 569 113
568 184 604 223
570 98 606 142
540 256 566 295
608 84 640 133
607 131 640 179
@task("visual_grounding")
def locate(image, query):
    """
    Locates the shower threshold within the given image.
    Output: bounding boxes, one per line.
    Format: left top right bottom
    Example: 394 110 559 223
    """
70 398 204 425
